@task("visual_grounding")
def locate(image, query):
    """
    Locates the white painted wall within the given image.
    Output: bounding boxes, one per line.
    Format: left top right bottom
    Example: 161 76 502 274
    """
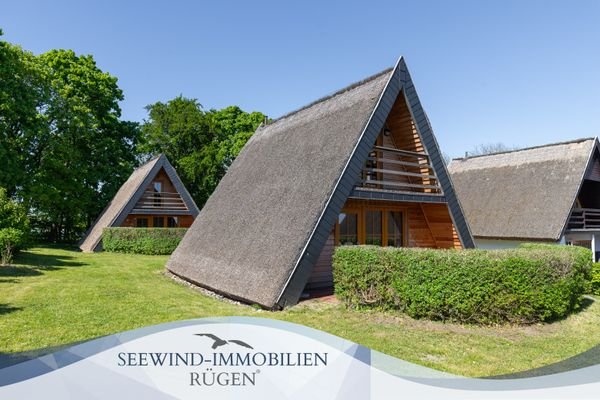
564 232 599 261
476 235 598 261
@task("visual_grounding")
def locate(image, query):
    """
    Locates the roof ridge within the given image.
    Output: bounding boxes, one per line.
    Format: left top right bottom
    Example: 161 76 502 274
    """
263 67 393 126
452 137 597 162
132 153 163 171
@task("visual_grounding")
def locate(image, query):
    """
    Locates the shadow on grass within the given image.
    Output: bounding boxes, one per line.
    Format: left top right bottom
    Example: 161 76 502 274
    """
0 303 22 315
579 296 595 312
0 249 87 283
539 295 596 325
488 296 599 379
15 250 86 269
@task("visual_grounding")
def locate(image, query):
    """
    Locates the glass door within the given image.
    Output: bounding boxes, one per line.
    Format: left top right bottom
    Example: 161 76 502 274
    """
387 211 404 247
337 211 359 245
365 210 383 246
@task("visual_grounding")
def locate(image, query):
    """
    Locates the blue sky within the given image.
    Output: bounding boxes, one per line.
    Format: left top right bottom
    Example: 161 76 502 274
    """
2 0 599 158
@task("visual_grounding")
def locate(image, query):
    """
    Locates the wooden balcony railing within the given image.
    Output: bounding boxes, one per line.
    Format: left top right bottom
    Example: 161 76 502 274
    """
567 208 600 230
134 191 188 211
358 146 442 194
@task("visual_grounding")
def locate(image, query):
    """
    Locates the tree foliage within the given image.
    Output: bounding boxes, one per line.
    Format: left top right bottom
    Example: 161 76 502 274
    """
141 97 264 206
27 50 139 240
0 34 46 197
466 142 518 157
1 29 264 243
0 31 140 242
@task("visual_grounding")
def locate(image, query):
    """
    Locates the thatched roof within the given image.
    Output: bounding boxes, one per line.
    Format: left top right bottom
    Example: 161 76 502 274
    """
79 154 199 252
167 57 473 308
448 138 598 241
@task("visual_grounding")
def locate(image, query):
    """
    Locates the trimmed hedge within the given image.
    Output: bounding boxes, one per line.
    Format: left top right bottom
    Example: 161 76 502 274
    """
102 227 187 255
333 244 591 324
591 262 600 295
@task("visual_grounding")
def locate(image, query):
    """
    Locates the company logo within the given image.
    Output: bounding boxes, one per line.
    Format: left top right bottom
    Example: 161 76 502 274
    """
194 333 254 350
116 331 328 387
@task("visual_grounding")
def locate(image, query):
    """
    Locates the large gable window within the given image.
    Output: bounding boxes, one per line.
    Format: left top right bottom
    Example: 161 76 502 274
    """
335 206 405 248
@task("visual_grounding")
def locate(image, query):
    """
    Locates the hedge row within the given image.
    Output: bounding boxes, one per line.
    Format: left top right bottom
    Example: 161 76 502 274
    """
591 262 600 295
102 227 187 255
333 244 592 324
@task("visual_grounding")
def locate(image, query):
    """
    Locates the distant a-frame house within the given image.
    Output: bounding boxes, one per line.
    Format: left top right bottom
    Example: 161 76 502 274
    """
449 137 600 260
79 154 199 252
167 58 474 309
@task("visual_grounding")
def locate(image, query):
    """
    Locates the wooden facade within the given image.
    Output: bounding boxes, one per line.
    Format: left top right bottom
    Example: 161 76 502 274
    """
359 94 442 195
121 214 195 228
120 168 196 228
306 200 461 290
305 84 462 291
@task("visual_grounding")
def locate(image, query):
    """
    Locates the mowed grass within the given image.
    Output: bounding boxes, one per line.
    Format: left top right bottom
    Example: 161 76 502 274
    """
1 246 600 377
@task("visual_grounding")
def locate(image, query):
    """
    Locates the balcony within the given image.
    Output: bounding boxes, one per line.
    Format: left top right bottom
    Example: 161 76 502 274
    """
567 208 600 230
358 146 443 194
132 191 189 213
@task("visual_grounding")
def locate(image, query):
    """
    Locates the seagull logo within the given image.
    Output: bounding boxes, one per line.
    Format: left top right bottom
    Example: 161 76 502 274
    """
194 333 254 350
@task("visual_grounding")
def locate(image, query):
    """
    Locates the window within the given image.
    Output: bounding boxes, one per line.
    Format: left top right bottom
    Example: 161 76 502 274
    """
336 207 405 248
338 212 358 245
153 216 164 227
167 216 178 228
136 218 148 227
387 211 403 247
365 210 382 245
153 181 162 207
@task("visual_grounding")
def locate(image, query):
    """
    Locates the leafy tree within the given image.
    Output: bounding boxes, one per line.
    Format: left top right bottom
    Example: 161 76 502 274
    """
0 187 29 264
24 50 140 241
0 30 47 196
1 29 140 242
141 98 264 206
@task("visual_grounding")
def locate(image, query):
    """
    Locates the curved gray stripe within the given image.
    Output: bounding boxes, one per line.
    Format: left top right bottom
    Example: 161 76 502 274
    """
1 316 600 391
487 342 600 379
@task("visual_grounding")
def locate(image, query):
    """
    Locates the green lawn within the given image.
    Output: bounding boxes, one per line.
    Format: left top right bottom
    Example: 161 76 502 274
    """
1 246 599 377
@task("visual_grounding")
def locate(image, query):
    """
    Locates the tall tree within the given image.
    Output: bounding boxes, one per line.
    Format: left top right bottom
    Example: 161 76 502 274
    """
141 98 264 207
0 30 47 196
25 50 140 241
0 31 141 242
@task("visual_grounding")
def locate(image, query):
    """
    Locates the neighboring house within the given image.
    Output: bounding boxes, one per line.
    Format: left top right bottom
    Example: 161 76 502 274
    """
448 137 600 259
167 57 474 309
79 154 199 252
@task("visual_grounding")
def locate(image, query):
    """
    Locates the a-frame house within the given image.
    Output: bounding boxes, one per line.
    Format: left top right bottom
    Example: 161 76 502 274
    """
449 137 600 260
79 154 199 252
167 57 474 309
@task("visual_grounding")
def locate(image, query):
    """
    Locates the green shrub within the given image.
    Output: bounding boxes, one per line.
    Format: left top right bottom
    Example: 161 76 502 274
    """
102 227 187 255
0 187 30 264
0 228 26 265
333 245 591 325
591 263 600 295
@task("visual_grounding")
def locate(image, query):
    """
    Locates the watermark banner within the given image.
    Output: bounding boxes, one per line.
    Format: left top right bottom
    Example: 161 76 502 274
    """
0 317 598 399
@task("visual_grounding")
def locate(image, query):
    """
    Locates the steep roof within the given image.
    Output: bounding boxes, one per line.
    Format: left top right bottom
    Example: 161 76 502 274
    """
79 154 199 252
448 137 598 241
167 57 473 308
